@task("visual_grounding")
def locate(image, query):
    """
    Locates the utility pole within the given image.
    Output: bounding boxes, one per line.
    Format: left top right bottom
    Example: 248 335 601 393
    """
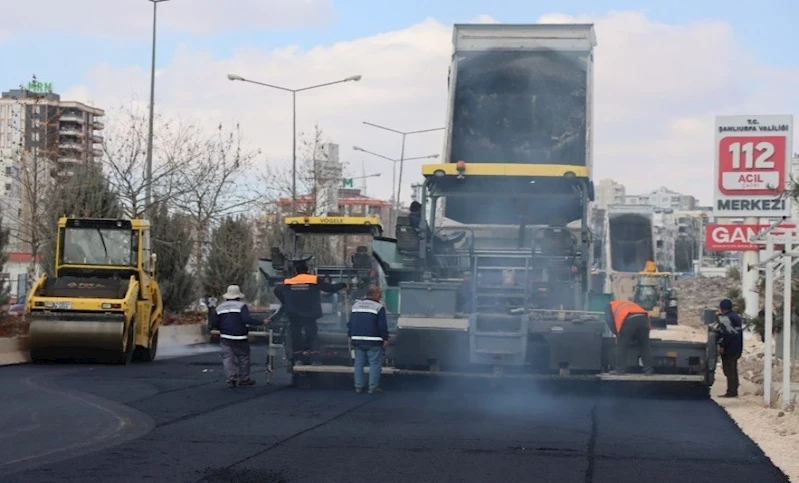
145 0 169 218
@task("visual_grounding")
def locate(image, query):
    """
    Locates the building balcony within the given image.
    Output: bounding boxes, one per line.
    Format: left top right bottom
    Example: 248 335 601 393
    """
92 148 103 158
93 121 104 130
60 113 85 123
60 128 83 137
57 156 82 165
92 134 104 144
59 142 84 151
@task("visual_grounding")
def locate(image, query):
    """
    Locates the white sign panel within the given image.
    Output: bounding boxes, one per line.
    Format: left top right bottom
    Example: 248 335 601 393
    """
713 115 793 217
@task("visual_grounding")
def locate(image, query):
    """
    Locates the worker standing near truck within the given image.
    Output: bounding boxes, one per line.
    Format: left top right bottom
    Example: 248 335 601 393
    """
714 298 743 398
273 260 348 365
210 285 268 388
607 300 654 375
348 285 389 394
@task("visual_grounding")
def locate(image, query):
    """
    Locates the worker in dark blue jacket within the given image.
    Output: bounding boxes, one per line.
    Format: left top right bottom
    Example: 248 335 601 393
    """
715 298 744 398
210 284 268 388
347 285 389 394
272 260 347 365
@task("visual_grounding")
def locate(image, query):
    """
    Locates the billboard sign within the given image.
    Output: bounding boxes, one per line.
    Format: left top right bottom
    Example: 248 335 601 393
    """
713 115 793 217
705 223 795 251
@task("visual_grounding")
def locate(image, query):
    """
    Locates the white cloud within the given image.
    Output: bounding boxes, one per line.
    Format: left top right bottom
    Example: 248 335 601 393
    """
62 11 799 205
467 15 500 24
0 0 333 39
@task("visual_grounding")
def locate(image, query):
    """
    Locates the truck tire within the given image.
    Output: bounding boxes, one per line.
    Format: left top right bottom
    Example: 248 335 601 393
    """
134 328 159 362
118 318 136 365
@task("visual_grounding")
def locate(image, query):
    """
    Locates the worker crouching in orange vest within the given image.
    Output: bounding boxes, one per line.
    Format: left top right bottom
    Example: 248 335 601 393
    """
607 300 654 375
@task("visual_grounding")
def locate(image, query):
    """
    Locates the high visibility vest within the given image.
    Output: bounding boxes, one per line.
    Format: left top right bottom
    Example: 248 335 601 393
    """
281 273 322 319
609 300 648 333
284 273 318 286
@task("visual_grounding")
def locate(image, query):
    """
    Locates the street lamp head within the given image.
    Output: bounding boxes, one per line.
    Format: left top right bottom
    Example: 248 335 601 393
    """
227 73 245 82
345 75 362 82
353 146 364 152
431 154 440 158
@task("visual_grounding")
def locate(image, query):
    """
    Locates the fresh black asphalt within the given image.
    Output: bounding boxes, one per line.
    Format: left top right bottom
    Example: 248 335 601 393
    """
0 344 789 483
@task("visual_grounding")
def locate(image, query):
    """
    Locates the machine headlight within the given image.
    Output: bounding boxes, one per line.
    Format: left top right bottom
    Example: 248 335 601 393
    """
669 300 677 307
102 303 112 309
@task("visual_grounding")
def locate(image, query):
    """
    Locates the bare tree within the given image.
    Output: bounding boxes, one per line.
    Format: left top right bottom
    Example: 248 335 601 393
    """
100 103 203 218
171 122 266 269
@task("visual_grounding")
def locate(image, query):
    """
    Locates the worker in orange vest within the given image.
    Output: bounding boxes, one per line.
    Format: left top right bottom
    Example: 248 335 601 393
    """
607 299 654 375
272 259 348 365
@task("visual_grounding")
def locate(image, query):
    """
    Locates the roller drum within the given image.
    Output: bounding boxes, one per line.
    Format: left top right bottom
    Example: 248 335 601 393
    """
28 313 130 363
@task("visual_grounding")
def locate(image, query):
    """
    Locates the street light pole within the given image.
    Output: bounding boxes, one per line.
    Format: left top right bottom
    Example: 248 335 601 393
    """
145 0 169 219
362 122 443 208
292 91 296 215
226 74 362 215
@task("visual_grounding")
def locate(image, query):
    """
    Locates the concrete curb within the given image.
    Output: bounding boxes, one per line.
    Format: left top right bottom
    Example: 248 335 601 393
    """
0 336 29 366
0 324 209 367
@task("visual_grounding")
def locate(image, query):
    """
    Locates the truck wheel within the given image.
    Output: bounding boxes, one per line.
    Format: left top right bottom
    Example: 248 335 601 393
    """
118 319 136 365
134 328 159 362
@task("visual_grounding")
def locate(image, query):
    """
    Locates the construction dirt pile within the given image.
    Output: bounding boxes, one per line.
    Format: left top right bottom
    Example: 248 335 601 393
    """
738 336 799 396
673 276 740 328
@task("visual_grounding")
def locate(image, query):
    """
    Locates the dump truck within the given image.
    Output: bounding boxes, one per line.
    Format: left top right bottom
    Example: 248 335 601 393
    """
602 205 679 327
291 23 716 392
602 204 656 298
26 217 163 364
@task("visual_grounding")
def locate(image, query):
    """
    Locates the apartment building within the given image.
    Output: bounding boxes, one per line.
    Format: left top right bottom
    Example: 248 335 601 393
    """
624 186 697 212
0 79 104 259
595 179 626 209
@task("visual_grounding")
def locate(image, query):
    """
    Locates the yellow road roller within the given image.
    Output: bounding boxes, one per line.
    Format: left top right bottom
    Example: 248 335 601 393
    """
26 217 164 364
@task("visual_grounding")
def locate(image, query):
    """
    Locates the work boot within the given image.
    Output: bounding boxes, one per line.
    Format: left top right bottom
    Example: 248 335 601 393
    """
368 387 383 394
355 387 363 393
643 368 654 376
227 380 237 389
720 393 738 398
239 378 256 387
609 370 626 376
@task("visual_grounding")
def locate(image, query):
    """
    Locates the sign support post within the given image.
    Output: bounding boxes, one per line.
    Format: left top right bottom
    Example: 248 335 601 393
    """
742 218 760 319
764 235 774 405
751 224 798 409
783 237 792 409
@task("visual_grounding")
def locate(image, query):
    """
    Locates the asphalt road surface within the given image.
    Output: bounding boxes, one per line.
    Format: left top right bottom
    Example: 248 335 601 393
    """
0 344 789 483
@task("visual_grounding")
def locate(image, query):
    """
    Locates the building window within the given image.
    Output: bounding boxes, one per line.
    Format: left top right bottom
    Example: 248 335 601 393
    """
4 183 11 191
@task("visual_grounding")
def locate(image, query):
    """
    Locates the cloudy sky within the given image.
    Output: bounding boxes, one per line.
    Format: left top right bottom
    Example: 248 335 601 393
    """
1 0 797 206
